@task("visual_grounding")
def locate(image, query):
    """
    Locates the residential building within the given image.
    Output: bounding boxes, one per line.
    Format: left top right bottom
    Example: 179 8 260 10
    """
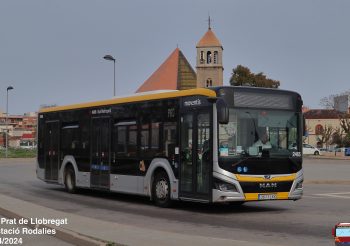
304 109 344 148
0 112 37 148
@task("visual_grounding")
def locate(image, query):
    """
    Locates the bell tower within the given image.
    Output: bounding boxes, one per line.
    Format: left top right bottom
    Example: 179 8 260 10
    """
196 18 223 88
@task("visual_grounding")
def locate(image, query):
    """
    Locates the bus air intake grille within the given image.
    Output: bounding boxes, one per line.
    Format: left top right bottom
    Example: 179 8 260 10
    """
240 181 293 193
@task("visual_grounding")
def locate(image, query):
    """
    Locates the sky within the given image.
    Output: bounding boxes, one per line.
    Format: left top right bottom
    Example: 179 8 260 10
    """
1 0 349 115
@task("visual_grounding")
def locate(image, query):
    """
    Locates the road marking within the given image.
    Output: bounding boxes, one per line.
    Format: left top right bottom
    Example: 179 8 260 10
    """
302 195 329 199
311 192 350 199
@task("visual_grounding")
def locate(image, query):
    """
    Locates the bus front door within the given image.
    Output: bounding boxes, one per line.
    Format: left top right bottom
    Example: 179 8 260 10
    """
44 120 59 181
179 111 212 202
90 117 111 189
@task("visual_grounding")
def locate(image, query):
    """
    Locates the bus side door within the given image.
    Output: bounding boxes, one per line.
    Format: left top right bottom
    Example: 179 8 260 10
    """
179 109 212 202
90 117 111 189
44 120 59 181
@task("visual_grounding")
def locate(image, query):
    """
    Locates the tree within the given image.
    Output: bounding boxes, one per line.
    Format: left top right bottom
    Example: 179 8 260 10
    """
230 65 280 88
340 113 350 146
340 113 350 135
316 125 334 148
332 127 344 147
319 94 336 109
319 90 350 109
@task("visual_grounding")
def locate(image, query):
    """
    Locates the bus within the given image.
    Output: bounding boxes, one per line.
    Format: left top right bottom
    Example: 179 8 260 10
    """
36 86 304 207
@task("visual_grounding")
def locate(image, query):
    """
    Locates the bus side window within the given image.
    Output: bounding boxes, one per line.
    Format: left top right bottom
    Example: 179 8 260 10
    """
139 122 161 158
115 121 137 157
164 122 176 157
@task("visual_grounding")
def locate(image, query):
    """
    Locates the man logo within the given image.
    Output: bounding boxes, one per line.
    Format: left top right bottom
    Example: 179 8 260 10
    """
264 175 272 180
259 183 277 189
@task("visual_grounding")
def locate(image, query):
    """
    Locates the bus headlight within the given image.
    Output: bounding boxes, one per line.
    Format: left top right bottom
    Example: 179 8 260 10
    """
214 179 238 192
295 180 303 190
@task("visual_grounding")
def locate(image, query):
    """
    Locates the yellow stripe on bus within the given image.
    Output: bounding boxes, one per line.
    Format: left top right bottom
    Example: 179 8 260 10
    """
244 192 290 201
236 173 296 182
39 88 217 113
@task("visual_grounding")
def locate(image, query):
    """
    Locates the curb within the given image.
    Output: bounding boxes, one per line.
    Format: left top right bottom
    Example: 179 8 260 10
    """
0 206 106 246
304 156 350 161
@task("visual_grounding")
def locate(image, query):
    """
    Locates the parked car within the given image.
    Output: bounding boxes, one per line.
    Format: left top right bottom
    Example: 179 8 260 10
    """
303 144 322 155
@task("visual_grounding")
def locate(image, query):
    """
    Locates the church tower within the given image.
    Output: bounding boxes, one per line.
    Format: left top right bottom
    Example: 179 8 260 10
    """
196 20 223 88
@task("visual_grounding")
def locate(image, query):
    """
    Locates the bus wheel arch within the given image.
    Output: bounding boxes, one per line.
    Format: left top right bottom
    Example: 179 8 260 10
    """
151 168 172 207
64 163 77 193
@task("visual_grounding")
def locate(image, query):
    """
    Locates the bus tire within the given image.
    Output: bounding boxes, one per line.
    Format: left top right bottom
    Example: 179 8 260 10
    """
65 166 77 193
152 170 172 207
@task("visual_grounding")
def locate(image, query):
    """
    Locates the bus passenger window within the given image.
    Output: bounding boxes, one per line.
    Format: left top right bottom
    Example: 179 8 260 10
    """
115 121 137 157
164 122 176 157
141 123 150 153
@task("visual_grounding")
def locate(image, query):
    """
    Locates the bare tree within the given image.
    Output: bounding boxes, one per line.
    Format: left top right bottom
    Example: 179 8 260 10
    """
319 90 350 109
340 113 350 135
317 125 334 148
319 94 336 109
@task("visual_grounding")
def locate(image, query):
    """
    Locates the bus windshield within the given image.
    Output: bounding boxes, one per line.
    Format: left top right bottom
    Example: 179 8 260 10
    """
219 108 300 158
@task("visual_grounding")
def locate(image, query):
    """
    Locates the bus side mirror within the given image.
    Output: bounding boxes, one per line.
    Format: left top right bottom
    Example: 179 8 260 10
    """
217 98 229 124
303 115 306 136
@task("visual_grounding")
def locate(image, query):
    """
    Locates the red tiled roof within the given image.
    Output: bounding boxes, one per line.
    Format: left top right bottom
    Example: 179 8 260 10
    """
136 48 180 93
196 28 222 48
136 48 196 93
303 109 344 119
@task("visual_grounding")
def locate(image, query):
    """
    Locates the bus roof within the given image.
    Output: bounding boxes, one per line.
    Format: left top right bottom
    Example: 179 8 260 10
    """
39 88 216 113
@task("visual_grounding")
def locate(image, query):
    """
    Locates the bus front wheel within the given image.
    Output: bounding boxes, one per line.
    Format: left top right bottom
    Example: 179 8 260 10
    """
152 171 172 207
65 166 77 193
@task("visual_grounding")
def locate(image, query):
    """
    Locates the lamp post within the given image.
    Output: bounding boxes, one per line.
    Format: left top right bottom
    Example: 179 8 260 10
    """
5 86 14 158
103 55 116 97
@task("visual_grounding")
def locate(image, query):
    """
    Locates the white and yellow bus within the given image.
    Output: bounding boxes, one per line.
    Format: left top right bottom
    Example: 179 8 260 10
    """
37 86 304 207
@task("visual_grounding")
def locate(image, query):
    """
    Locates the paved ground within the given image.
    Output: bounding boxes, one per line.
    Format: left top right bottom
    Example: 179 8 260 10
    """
0 157 349 245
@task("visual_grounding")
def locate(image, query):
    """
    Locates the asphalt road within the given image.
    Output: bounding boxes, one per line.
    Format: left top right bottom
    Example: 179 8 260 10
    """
0 158 349 246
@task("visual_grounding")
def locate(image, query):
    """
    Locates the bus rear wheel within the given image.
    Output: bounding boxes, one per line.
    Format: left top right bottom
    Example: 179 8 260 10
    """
65 166 77 193
152 171 172 207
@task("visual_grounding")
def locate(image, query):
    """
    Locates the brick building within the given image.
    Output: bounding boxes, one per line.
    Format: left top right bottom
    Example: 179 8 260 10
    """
0 112 37 148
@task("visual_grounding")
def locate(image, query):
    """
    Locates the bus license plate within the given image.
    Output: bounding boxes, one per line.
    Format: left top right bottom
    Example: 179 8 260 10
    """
258 194 277 200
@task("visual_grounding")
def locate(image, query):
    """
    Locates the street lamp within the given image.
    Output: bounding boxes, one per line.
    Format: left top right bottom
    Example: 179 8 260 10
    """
6 86 14 158
103 55 116 97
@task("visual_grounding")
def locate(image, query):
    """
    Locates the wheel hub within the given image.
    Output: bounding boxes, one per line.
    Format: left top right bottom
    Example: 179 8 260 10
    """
156 179 168 199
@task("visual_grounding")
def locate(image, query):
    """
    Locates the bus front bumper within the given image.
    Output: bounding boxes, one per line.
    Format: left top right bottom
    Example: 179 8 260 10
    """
212 173 304 203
